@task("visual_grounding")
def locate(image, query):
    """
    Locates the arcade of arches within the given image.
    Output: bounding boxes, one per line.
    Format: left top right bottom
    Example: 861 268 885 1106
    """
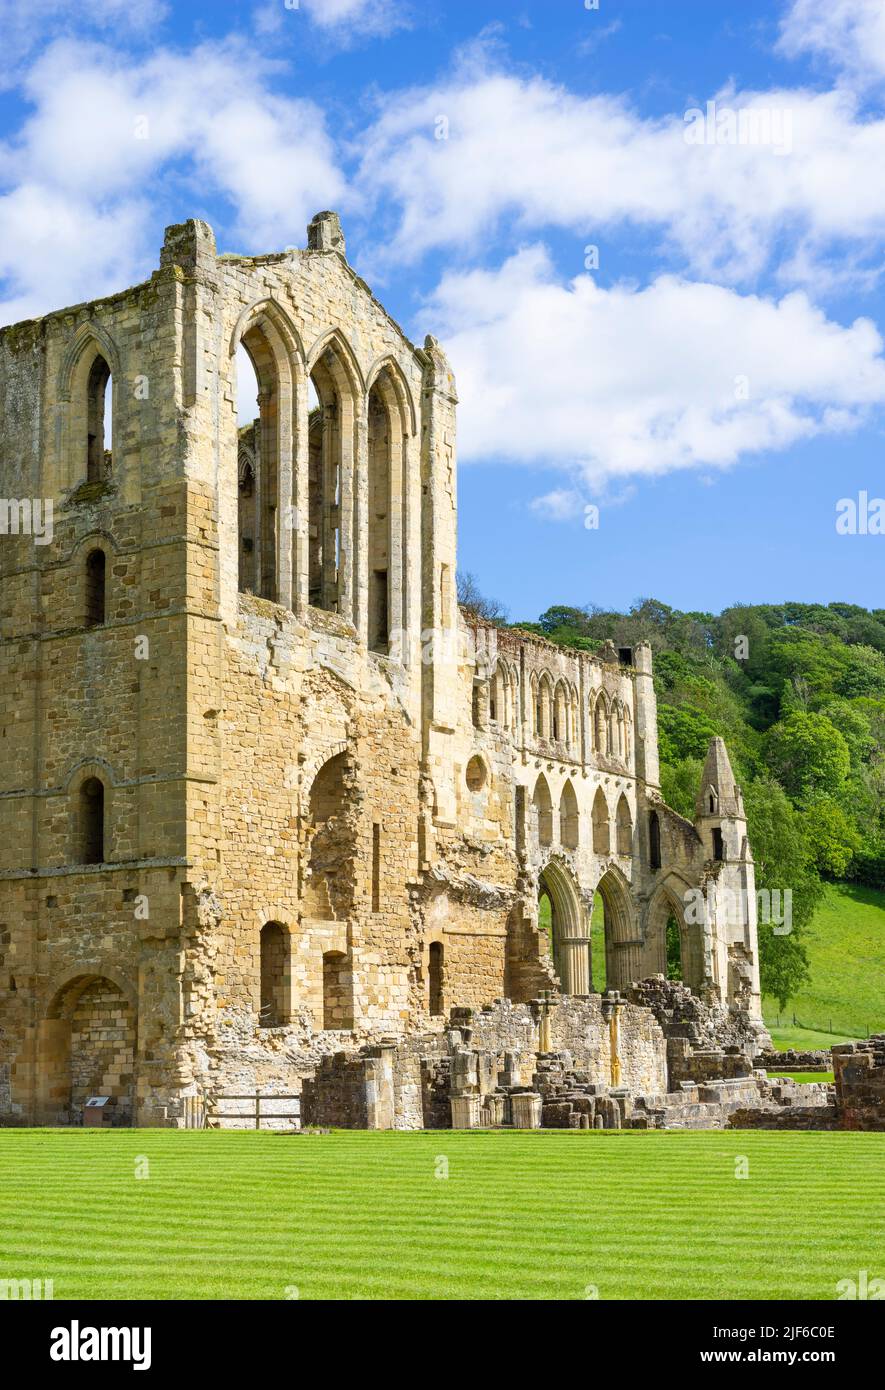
537 865 696 997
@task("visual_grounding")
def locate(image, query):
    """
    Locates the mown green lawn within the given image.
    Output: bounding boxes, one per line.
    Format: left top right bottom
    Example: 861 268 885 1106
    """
1 1129 881 1300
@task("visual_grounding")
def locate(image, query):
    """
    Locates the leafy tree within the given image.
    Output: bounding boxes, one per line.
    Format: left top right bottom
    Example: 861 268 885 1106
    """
765 711 850 801
658 704 719 763
660 756 704 821
743 777 820 1007
802 797 862 878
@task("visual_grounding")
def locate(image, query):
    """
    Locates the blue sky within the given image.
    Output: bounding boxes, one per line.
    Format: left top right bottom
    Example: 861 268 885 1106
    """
1 0 883 618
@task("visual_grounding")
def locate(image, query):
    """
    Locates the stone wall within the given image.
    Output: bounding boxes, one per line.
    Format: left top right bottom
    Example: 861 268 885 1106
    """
0 211 765 1127
833 1035 885 1130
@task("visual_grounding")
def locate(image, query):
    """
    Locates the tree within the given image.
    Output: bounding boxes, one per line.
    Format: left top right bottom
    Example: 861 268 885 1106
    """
456 570 508 624
657 703 719 763
764 711 850 801
660 756 704 821
802 797 862 878
743 777 820 1008
757 920 811 1014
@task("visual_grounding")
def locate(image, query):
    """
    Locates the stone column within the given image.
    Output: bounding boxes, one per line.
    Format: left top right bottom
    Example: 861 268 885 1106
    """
292 371 309 614
510 1092 542 1129
560 936 591 995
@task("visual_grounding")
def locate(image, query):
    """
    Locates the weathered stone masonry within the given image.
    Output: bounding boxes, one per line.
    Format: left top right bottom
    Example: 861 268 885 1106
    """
0 213 767 1127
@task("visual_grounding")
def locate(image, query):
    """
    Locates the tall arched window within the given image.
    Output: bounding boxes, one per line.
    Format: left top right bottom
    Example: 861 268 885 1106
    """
79 778 104 864
428 941 444 1016
86 355 112 482
368 386 391 652
595 696 608 755
533 774 553 846
309 338 361 620
559 780 579 850
305 751 349 920
592 787 610 855
538 674 553 740
553 682 568 744
259 922 289 1027
649 810 662 871
616 794 633 855
85 548 106 627
235 330 280 603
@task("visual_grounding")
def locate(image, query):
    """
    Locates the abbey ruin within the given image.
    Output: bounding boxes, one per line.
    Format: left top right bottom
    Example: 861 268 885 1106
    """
0 213 783 1130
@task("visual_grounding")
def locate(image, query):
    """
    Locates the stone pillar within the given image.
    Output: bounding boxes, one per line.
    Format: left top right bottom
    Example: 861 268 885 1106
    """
292 370 310 613
362 1045 396 1130
353 401 369 642
511 1092 542 1129
560 937 591 995
450 1095 479 1129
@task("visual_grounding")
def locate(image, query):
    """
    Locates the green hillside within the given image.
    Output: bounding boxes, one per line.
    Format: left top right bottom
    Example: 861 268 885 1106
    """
763 882 885 1041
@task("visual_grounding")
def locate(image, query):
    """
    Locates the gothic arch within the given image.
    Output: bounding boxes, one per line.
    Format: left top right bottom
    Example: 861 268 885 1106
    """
559 779 579 850
306 327 366 396
537 671 554 740
365 354 417 436
592 786 611 855
58 321 122 401
532 773 553 846
615 793 633 855
645 875 706 994
594 865 638 992
229 297 306 367
553 679 569 744
538 857 590 994
231 300 303 605
594 691 609 754
58 323 122 488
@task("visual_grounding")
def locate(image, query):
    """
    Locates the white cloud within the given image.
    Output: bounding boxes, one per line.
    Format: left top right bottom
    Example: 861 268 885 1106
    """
0 0 166 79
0 38 346 322
357 63 885 287
253 0 410 42
302 0 408 32
779 0 885 86
530 488 586 522
420 244 885 483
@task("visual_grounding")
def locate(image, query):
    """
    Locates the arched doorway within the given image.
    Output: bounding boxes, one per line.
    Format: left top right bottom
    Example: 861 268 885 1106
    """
537 860 590 995
645 881 705 994
593 869 638 992
38 973 136 1126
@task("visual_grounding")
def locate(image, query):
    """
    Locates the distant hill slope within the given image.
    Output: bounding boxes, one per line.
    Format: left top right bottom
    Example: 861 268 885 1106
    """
763 883 885 1041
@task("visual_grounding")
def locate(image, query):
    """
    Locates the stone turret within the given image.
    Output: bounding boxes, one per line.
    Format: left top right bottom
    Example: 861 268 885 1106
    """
696 735 744 820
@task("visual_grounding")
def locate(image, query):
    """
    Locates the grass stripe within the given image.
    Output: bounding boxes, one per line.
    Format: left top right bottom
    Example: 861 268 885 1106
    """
1 1129 881 1300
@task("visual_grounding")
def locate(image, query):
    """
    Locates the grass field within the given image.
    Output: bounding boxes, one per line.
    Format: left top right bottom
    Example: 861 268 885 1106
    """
766 1025 856 1050
768 1071 835 1084
1 1129 882 1300
764 883 885 1042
